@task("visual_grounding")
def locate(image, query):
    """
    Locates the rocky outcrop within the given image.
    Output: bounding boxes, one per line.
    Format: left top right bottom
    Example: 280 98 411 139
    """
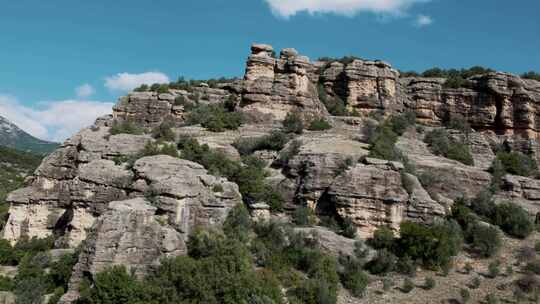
241 44 329 122
402 73 540 139
328 159 445 237
113 86 236 129
60 198 184 303
283 133 370 208
319 59 403 116
2 123 241 248
396 131 492 201
495 174 540 214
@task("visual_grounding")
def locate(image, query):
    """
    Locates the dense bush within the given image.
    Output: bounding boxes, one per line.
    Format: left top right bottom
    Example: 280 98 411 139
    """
369 226 395 250
308 118 332 131
493 151 538 177
186 103 243 132
421 66 494 88
466 222 501 257
151 121 175 141
283 112 304 134
317 83 349 116
396 221 462 268
424 128 474 165
340 261 368 297
109 120 144 136
293 206 316 227
492 201 534 238
233 131 289 156
367 112 416 161
366 249 397 275
178 137 284 210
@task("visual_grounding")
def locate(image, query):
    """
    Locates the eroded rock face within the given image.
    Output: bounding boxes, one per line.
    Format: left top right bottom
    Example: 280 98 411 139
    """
327 159 445 237
403 73 540 139
319 60 403 116
60 198 185 303
241 44 329 122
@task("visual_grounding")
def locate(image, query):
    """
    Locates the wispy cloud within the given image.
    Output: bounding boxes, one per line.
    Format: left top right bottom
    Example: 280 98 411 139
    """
0 94 113 142
75 83 95 98
414 14 433 27
105 72 170 92
264 0 431 18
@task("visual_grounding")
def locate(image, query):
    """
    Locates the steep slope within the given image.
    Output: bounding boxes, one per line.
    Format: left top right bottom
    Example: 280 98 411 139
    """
1 44 540 304
0 116 58 154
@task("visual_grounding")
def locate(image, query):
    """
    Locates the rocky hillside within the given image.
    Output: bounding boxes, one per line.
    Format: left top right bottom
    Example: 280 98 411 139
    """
1 44 540 304
0 116 58 154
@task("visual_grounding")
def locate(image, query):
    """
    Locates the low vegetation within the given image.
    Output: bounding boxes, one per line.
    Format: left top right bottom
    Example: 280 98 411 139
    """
522 71 540 81
0 146 43 230
233 131 289 156
179 136 284 211
109 120 144 136
186 103 244 132
424 128 474 166
308 118 332 131
367 111 416 161
0 236 78 303
77 205 372 304
317 83 349 116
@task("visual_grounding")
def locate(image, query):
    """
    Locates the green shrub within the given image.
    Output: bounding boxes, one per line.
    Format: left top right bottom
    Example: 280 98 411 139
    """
317 83 349 116
340 218 357 239
492 201 534 238
424 128 474 165
369 227 395 250
402 278 414 293
367 112 416 161
366 249 396 275
493 151 538 177
0 276 13 291
283 112 304 134
179 137 283 209
186 103 243 132
467 222 501 257
151 121 175 141
223 204 252 242
421 66 494 88
293 206 316 227
308 118 332 131
340 262 368 298
488 261 500 278
133 84 149 92
109 120 144 135
424 277 436 290
396 221 462 268
233 131 289 156
536 241 540 253
396 255 416 276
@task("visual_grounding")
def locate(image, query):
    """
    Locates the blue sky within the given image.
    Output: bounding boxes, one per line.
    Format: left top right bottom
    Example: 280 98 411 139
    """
0 0 538 141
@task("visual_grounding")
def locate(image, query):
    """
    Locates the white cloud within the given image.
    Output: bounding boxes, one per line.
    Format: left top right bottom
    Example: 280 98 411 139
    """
105 72 170 92
415 14 433 27
0 94 114 142
264 0 431 18
75 83 95 98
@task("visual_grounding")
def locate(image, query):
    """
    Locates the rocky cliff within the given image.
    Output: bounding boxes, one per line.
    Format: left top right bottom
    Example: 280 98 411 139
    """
2 43 540 303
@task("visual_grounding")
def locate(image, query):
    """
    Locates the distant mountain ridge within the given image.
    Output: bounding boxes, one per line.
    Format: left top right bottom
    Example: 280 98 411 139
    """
0 115 58 154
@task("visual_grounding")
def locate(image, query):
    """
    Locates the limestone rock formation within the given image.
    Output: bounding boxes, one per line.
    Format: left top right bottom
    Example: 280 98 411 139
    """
319 59 403 116
241 44 329 122
328 159 445 237
60 198 184 303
